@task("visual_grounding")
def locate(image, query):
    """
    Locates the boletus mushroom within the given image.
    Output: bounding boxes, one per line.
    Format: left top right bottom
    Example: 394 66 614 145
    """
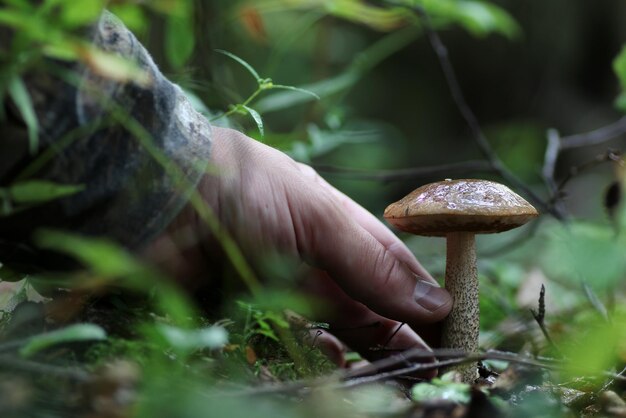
384 179 538 382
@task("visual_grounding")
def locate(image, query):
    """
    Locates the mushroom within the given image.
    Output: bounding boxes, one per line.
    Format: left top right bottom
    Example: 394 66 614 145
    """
383 179 538 382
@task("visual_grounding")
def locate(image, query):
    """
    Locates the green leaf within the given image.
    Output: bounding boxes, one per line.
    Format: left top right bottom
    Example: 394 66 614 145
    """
20 323 106 358
542 222 626 290
165 15 195 68
246 290 316 318
256 26 420 113
0 9 32 29
8 180 84 204
34 231 197 325
242 105 264 137
412 0 520 38
59 0 104 27
614 45 626 87
613 45 626 112
453 1 521 39
284 122 380 162
616 93 626 113
78 45 150 86
3 0 31 9
8 77 39 154
108 4 148 34
155 324 228 352
216 49 260 81
412 374 471 403
348 385 400 415
35 230 143 278
560 314 626 381
149 0 192 17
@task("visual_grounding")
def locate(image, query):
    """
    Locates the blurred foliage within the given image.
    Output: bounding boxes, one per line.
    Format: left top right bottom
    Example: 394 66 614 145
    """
412 372 473 403
0 180 84 216
209 49 319 137
613 45 626 112
18 323 106 358
1 0 626 417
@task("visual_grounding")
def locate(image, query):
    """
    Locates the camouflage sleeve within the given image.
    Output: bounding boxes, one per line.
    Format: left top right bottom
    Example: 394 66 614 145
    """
0 11 212 266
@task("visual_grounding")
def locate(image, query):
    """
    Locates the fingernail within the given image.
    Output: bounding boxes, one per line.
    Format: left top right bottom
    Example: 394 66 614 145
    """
414 279 452 312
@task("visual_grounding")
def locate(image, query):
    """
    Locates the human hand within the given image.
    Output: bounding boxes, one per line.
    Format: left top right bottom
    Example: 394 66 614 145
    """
146 127 452 366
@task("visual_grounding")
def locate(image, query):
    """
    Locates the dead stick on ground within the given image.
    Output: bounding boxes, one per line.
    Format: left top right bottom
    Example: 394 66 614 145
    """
215 347 626 398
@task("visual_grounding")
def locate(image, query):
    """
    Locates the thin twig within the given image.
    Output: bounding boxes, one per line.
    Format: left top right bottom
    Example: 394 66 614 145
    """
344 347 556 380
555 149 623 193
382 322 405 350
560 116 626 150
541 117 626 215
314 160 495 182
343 347 441 380
600 364 626 392
214 349 556 398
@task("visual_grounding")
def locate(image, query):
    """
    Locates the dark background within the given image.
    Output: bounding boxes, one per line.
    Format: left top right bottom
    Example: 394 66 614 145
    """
142 1 626 220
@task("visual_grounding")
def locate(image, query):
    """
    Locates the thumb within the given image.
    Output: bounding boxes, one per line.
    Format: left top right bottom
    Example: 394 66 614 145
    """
285 181 452 325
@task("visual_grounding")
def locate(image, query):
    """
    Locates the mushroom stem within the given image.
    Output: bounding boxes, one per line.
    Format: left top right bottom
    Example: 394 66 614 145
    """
442 231 479 383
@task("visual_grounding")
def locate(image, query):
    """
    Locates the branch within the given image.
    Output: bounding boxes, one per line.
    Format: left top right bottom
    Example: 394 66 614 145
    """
541 117 626 212
213 349 558 398
601 364 626 392
555 149 623 192
560 116 626 150
343 347 556 380
314 160 495 182
214 347 626 398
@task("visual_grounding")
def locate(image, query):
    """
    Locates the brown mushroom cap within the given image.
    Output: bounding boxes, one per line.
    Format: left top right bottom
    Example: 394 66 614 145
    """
384 179 538 237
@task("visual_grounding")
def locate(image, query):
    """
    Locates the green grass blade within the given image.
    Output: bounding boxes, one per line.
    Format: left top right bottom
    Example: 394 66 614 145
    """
215 49 260 81
9 180 84 204
8 76 39 154
19 324 107 358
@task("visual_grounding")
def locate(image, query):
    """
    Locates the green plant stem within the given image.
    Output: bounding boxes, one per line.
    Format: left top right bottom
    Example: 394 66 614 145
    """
210 86 265 123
